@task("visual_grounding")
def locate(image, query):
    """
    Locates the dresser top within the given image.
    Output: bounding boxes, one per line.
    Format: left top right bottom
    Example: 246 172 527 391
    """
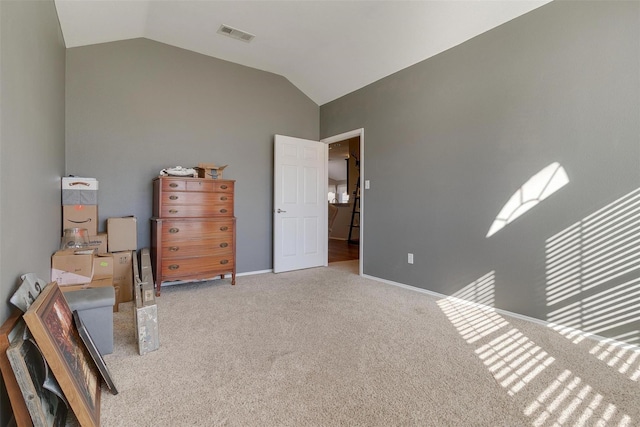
154 176 235 183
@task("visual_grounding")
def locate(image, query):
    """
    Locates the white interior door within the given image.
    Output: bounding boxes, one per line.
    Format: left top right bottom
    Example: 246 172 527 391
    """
274 135 328 273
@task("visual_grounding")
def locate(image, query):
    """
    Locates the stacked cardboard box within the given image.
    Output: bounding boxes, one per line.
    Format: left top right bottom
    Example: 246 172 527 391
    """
62 177 99 235
55 178 139 311
58 253 114 292
107 217 137 306
56 177 110 302
60 176 105 254
51 249 94 286
51 247 136 312
52 249 118 311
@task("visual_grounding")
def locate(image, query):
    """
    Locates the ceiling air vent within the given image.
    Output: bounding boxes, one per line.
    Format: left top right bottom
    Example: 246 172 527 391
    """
217 25 255 43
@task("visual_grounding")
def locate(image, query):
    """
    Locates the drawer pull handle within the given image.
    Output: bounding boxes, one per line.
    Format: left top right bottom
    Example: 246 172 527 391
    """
220 242 228 248
169 228 179 234
169 183 178 188
220 185 228 190
169 209 178 214
220 259 229 265
169 264 180 270
169 246 180 252
220 209 228 214
220 196 228 201
169 195 178 200
220 226 229 231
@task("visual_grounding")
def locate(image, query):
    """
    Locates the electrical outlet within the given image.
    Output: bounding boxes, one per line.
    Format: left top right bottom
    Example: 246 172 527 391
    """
408 253 414 264
365 180 370 189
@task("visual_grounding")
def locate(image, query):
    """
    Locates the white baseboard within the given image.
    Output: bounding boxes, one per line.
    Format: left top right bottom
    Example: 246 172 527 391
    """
237 269 273 276
362 274 640 352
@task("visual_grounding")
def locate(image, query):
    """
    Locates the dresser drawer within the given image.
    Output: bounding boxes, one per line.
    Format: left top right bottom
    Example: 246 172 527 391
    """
161 237 233 259
213 181 233 192
161 179 234 193
162 179 187 191
161 255 234 279
161 179 215 192
160 220 234 241
161 191 232 206
159 202 233 218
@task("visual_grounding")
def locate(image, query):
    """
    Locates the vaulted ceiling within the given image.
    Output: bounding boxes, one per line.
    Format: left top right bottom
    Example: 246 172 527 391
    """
55 0 551 105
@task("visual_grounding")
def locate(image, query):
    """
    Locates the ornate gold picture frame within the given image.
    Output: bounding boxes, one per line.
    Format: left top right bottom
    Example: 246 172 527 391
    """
23 282 101 427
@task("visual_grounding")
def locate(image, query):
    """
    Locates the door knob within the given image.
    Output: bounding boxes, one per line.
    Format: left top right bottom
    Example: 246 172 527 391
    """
277 208 287 213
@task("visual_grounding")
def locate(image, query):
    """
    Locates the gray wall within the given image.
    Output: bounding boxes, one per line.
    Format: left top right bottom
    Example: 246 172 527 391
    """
321 1 640 342
0 1 66 424
66 38 319 273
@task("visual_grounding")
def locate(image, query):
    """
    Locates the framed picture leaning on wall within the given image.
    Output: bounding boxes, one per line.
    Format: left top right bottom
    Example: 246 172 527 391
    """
0 311 33 426
73 310 118 395
23 282 101 427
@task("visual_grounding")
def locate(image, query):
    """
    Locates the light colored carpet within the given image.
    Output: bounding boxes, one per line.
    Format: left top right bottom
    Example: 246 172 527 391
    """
101 261 640 426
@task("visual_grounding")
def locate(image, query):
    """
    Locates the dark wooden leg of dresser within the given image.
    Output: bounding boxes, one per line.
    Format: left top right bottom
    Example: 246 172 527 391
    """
231 272 236 285
155 262 162 297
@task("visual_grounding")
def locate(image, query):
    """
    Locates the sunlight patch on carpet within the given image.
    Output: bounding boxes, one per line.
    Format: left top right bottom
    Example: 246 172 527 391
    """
437 295 634 426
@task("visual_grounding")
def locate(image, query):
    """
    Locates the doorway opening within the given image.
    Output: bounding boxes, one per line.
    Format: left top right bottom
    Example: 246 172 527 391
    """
322 129 364 274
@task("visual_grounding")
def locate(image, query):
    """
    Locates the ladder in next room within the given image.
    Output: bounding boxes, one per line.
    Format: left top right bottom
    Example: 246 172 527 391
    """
348 177 360 244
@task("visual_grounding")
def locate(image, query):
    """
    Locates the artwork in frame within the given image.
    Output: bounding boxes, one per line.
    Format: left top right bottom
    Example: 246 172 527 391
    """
73 310 118 395
0 310 33 427
23 282 101 427
6 332 69 427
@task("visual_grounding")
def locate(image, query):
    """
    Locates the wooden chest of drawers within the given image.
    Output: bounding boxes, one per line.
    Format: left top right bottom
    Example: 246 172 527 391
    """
151 177 236 296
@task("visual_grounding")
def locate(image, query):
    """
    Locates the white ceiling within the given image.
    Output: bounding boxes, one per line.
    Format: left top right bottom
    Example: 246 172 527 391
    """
55 0 551 106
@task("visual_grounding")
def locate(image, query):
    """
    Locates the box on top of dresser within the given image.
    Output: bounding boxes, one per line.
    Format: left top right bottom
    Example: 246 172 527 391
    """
197 164 227 179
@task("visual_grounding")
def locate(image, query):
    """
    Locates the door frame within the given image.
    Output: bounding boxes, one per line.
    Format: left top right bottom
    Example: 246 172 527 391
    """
321 128 364 276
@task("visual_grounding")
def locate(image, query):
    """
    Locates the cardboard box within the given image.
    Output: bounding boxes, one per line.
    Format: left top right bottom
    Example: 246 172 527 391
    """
112 250 133 303
107 217 137 252
51 249 93 285
63 205 98 236
87 233 108 254
62 177 98 205
59 276 113 292
92 253 113 279
197 163 227 179
92 253 116 311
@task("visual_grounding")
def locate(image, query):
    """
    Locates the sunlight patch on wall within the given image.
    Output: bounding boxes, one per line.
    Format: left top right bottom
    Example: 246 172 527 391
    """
548 277 640 336
451 271 495 307
545 188 640 349
487 162 569 238
438 298 507 344
440 272 499 343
